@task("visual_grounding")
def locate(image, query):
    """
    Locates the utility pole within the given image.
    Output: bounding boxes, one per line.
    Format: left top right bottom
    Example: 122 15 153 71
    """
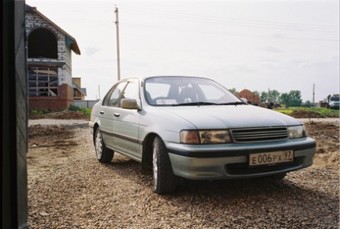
115 5 121 81
98 85 101 100
313 83 315 104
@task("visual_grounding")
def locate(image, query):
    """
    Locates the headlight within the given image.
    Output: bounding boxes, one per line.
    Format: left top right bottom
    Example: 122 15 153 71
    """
180 130 232 144
180 130 200 144
287 126 306 139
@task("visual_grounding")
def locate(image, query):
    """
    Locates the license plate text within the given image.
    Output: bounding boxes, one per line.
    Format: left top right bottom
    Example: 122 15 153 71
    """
249 151 294 166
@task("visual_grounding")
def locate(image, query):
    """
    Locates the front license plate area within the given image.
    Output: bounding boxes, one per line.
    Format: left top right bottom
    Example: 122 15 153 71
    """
249 151 294 166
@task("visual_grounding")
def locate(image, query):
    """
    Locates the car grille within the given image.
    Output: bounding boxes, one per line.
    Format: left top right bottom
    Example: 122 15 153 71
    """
230 127 288 143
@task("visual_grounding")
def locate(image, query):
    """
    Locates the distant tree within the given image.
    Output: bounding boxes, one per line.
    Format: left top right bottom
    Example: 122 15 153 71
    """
256 89 303 107
280 90 302 107
303 100 313 107
280 93 290 107
268 89 280 104
260 91 268 103
289 90 302 106
228 88 237 94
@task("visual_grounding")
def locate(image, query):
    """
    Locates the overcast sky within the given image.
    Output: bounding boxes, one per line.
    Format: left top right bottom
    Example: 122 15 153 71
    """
26 0 339 102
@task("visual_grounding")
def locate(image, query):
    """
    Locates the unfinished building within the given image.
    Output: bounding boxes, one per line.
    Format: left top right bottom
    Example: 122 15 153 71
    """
26 5 82 111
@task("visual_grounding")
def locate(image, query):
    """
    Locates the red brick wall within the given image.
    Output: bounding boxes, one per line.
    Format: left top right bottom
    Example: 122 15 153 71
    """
238 89 260 105
29 84 74 111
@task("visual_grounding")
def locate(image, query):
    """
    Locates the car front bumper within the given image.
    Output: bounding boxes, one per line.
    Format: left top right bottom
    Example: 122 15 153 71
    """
167 138 316 180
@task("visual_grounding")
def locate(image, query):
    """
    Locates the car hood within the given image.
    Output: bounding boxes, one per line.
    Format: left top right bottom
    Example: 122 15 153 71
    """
162 105 302 129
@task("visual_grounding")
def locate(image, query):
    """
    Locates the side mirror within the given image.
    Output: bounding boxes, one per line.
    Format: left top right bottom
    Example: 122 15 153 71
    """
121 98 140 110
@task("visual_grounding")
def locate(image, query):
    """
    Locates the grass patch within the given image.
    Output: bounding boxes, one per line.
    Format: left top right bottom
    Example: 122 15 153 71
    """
81 108 92 117
30 109 51 115
68 105 92 118
274 107 339 118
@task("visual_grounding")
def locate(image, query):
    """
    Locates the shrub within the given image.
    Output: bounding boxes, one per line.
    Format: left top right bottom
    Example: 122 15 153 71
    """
68 104 81 112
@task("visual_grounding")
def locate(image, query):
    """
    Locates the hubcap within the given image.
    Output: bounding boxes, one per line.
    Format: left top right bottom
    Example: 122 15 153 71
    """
152 146 158 189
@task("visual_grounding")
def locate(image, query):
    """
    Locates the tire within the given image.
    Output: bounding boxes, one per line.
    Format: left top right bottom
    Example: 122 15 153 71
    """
152 136 176 194
94 127 114 163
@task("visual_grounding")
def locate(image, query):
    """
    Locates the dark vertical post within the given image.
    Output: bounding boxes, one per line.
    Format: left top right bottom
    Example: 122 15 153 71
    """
115 5 121 81
2 0 28 228
313 83 315 104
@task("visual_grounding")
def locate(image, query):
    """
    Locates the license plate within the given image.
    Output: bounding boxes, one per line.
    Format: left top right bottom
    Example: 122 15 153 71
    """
249 151 294 166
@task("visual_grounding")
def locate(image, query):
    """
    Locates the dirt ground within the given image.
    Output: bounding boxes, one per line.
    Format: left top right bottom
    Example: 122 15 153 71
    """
27 117 339 228
303 121 339 167
29 110 90 120
28 118 339 169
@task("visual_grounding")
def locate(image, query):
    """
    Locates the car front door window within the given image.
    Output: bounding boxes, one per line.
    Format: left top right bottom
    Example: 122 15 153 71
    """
122 81 139 101
104 82 127 107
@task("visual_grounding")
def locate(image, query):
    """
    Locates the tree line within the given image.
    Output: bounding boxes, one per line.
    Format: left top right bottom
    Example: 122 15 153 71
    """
229 88 303 107
260 90 303 107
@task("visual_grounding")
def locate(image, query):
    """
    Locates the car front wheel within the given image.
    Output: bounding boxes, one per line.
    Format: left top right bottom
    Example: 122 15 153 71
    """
152 136 176 194
94 127 114 163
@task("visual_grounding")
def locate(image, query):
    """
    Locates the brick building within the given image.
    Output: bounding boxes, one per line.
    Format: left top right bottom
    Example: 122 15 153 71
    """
236 89 260 105
26 5 81 111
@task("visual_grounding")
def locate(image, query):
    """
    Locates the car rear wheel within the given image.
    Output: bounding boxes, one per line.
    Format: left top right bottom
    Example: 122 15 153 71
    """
152 136 176 194
94 128 114 163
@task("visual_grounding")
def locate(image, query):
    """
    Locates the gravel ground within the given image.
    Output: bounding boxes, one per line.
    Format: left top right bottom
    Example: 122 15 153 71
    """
27 119 339 228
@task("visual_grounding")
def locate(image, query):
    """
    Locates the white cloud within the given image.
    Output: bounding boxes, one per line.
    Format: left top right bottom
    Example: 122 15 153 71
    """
85 47 100 56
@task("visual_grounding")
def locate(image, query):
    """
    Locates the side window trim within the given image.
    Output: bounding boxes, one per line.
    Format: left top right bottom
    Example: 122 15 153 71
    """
102 85 114 106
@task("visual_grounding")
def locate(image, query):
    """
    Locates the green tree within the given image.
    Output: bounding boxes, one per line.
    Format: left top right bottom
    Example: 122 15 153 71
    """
303 100 313 107
280 93 290 107
260 91 268 103
228 88 237 94
280 90 302 107
268 89 280 104
289 90 302 106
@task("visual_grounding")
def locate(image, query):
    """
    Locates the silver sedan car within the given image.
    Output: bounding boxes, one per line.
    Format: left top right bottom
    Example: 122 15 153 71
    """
89 76 316 194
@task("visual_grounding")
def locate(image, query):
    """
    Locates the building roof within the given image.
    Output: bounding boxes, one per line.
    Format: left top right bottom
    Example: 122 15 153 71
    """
25 4 81 55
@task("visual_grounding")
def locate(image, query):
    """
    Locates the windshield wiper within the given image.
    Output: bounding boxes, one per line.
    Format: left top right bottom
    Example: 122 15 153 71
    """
217 102 245 106
172 102 218 106
172 101 246 106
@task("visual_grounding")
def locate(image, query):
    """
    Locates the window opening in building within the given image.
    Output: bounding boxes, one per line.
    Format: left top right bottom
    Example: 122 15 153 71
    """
28 66 58 96
28 28 58 59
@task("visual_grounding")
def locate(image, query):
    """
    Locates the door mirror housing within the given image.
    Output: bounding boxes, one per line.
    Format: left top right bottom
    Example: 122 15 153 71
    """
121 98 140 110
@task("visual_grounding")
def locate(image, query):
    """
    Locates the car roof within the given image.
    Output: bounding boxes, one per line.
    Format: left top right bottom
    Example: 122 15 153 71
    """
119 75 211 82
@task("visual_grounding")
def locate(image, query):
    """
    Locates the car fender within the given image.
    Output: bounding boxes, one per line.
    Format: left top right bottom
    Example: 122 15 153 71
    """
139 106 196 146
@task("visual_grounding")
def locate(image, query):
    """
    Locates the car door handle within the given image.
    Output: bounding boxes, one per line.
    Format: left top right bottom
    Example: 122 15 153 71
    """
99 111 104 114
114 113 120 117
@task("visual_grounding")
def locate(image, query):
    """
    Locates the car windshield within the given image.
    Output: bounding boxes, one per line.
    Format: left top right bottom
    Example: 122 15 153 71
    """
144 76 242 106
